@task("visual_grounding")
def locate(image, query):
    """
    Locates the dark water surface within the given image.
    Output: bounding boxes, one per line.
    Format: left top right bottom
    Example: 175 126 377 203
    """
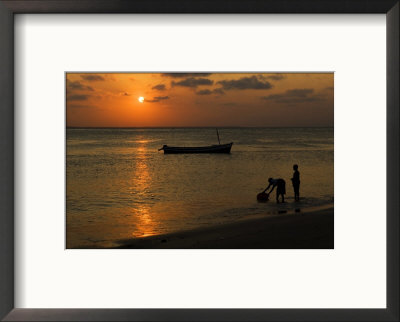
67 127 333 248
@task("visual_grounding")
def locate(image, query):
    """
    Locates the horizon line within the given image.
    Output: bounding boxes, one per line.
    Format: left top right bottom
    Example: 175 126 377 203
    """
66 126 334 129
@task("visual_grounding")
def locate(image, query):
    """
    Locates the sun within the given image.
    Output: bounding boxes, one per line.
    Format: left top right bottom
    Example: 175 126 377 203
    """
138 96 144 103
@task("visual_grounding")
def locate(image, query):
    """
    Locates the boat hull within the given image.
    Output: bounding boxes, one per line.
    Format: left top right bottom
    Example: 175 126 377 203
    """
161 142 233 154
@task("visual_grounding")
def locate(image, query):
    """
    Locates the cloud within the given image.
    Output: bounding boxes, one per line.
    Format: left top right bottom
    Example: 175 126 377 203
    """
265 89 313 100
162 73 212 78
259 74 285 81
196 89 212 95
152 84 166 91
172 77 213 88
196 88 225 95
261 88 326 104
269 97 324 104
213 88 225 95
67 94 90 101
263 89 314 100
67 80 94 92
68 104 96 109
145 96 170 103
217 76 272 90
80 75 105 81
286 88 314 97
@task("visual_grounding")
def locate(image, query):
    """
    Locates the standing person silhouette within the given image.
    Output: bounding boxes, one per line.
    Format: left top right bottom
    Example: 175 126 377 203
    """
264 178 286 203
291 164 300 201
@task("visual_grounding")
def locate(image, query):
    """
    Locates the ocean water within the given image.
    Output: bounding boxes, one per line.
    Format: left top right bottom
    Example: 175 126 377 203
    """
66 128 333 248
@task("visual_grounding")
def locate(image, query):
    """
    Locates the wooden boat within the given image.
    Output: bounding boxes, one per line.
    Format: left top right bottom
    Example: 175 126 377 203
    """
159 142 233 154
159 129 233 154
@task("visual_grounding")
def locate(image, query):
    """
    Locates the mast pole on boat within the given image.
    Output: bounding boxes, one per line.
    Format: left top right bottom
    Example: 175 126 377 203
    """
216 128 221 145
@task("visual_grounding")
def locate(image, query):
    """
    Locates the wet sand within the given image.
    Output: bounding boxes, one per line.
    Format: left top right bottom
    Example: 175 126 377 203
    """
116 207 334 249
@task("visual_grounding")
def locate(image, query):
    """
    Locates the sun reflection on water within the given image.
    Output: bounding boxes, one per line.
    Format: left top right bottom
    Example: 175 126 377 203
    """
132 205 158 237
130 141 159 238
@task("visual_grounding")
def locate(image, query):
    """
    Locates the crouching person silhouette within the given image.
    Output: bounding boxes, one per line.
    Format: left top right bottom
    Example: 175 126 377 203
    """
264 178 286 203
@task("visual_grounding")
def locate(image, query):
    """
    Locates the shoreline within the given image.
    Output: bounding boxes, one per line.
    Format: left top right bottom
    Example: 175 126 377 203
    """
115 206 334 249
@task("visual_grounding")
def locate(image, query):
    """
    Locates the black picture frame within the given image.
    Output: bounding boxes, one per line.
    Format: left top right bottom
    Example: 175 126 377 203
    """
0 1 398 321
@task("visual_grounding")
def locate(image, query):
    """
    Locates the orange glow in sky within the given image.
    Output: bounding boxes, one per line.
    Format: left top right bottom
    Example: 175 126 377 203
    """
66 73 334 127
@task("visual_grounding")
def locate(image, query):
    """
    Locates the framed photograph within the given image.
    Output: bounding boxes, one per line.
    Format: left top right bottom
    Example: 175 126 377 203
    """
0 0 398 321
66 72 334 250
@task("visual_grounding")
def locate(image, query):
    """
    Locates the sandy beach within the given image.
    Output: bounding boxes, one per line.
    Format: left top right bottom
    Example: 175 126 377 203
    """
116 206 334 249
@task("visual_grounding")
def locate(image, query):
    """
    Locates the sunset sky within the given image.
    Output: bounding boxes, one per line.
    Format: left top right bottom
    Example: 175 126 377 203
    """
66 73 333 127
